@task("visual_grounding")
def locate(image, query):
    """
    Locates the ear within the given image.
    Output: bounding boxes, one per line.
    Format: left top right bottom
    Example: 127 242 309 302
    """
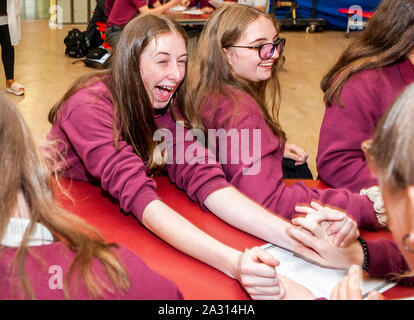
407 186 414 215
222 48 233 67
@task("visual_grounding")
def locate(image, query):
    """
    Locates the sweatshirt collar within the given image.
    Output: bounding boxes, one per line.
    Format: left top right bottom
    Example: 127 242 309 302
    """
1 218 54 248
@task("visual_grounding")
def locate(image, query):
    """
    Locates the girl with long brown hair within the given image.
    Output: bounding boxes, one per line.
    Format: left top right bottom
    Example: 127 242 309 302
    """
317 0 414 193
0 91 183 299
46 13 315 300
180 4 383 247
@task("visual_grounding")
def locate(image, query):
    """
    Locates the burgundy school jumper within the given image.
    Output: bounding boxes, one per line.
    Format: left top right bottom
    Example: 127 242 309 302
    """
200 87 379 229
366 238 412 286
0 243 183 299
317 58 414 193
47 81 229 224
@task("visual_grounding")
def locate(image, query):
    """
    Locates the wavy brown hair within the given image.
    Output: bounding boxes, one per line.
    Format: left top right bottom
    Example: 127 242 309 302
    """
321 0 414 108
0 92 130 299
48 14 188 172
177 4 286 141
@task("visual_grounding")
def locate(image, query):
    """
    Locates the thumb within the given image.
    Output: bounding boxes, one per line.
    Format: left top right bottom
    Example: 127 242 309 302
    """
250 248 280 267
367 290 385 300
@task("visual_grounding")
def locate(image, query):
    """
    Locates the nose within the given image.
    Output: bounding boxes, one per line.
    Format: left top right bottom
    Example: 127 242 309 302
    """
167 61 183 82
271 46 280 59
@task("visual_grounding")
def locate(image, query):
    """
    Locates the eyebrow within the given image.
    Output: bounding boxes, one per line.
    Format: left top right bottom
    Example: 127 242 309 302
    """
154 52 188 58
248 34 279 45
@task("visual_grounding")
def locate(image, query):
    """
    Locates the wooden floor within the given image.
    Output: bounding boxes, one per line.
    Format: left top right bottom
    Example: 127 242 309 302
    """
6 19 358 177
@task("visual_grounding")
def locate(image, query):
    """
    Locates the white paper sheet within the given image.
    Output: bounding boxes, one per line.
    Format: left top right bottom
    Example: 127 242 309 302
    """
262 243 396 299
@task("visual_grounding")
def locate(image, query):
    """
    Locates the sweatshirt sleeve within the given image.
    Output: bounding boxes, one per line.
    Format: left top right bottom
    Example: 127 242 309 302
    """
205 92 379 229
156 112 230 210
366 239 414 286
59 102 160 223
316 73 379 193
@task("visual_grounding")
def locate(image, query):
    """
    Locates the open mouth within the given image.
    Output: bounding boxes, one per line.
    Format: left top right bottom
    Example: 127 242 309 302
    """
259 61 273 68
155 85 175 102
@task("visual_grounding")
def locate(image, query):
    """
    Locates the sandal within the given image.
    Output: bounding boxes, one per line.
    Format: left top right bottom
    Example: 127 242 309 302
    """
6 80 24 96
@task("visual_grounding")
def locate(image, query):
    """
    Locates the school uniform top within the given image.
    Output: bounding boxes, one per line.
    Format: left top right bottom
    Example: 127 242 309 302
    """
47 81 229 223
0 218 183 299
105 0 116 17
317 58 414 193
366 238 413 286
106 0 148 27
189 0 214 9
201 87 379 229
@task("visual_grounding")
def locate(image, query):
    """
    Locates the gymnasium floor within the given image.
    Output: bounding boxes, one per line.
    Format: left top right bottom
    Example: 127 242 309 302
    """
4 18 357 177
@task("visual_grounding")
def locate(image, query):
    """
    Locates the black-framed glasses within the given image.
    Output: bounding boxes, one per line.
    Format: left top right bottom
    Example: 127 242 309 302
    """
227 38 286 60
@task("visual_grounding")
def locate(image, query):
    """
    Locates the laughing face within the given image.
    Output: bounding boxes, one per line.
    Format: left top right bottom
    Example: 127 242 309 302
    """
140 31 187 110
224 15 279 82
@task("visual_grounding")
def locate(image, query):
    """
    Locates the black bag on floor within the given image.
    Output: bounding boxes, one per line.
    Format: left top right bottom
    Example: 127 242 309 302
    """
86 47 108 60
282 158 313 179
64 28 87 58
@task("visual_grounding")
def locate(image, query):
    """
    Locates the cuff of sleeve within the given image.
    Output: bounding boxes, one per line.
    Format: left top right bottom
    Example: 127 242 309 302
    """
131 190 161 223
358 196 381 230
195 176 231 211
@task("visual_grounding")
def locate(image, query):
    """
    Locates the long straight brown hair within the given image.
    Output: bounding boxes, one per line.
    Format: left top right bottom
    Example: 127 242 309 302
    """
48 14 188 172
321 0 414 107
0 92 130 299
178 4 286 141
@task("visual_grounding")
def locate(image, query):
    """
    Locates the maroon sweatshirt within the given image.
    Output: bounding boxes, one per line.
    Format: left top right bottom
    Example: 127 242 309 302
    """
366 239 412 286
0 242 183 299
201 87 379 229
317 58 414 193
47 81 229 223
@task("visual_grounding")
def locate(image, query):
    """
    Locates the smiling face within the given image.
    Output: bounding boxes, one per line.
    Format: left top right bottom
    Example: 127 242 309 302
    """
140 31 187 109
224 15 279 82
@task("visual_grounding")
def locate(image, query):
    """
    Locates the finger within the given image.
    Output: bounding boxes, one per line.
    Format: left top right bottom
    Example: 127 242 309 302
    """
241 254 277 278
337 231 357 248
285 152 302 162
326 219 345 236
286 227 321 250
345 265 363 300
294 205 318 216
330 281 339 300
291 216 326 239
310 203 346 223
240 274 279 287
334 222 359 248
367 290 384 300
251 248 280 268
332 221 353 247
292 246 324 266
250 293 285 300
244 284 281 296
336 276 349 300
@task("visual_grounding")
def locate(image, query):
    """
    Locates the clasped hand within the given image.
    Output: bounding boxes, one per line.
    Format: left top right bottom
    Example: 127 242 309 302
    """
286 201 361 269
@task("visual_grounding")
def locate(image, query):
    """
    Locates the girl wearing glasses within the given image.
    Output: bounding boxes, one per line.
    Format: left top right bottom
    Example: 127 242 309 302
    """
179 4 383 243
46 13 320 300
317 0 414 193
